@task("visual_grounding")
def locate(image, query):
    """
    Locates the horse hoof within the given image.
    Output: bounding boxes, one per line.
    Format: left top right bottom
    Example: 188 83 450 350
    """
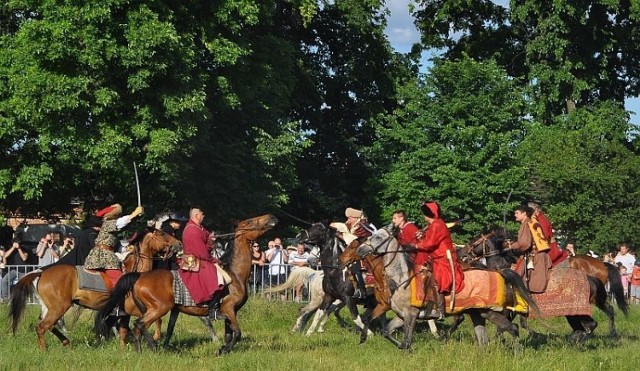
62 340 70 347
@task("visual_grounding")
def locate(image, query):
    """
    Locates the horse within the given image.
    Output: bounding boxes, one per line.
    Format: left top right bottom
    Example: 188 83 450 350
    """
8 229 182 350
295 222 379 337
459 229 622 340
94 214 278 355
354 225 537 349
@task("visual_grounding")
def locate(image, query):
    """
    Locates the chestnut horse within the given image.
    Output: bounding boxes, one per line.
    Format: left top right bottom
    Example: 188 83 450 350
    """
8 229 182 350
94 214 278 355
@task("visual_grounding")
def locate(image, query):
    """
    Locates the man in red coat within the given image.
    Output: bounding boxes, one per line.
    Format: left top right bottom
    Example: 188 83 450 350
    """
528 201 568 266
392 209 419 246
414 201 465 319
178 207 226 320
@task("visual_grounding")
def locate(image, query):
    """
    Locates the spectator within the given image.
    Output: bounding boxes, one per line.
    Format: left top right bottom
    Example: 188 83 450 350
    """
630 261 640 305
565 242 576 257
37 233 60 267
0 238 30 301
266 237 288 291
289 242 310 301
0 243 6 277
614 244 635 297
250 241 266 289
602 252 613 263
59 236 75 258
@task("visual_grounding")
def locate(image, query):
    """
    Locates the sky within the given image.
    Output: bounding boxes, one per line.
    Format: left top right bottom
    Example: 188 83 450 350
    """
383 0 640 124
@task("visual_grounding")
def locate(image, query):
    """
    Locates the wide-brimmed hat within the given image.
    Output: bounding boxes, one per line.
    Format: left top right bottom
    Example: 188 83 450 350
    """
286 245 297 251
345 207 363 219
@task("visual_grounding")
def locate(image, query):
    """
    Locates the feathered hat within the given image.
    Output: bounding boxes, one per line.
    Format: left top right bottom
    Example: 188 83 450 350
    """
96 204 123 220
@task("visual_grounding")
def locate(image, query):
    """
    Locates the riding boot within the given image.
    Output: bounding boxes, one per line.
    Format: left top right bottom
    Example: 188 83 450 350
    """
435 291 445 321
208 291 228 321
350 263 367 299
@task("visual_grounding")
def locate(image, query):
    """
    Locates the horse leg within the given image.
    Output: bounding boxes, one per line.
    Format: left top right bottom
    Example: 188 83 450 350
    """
153 318 162 342
469 310 489 347
383 316 405 348
217 313 242 356
443 315 465 341
36 304 71 350
399 310 418 350
118 317 131 348
306 308 325 335
484 311 519 341
162 307 180 348
593 282 617 338
566 316 587 343
200 316 218 342
50 327 70 347
427 319 440 340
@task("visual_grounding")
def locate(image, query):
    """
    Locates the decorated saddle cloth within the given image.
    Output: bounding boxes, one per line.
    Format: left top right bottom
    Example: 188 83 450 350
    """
443 270 514 315
529 267 591 319
171 270 207 307
77 266 111 292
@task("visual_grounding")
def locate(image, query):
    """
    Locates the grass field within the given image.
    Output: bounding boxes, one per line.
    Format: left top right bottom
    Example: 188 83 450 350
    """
1 299 639 371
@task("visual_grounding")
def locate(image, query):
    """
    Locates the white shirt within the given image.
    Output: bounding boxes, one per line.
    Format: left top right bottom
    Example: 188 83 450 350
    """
614 253 635 273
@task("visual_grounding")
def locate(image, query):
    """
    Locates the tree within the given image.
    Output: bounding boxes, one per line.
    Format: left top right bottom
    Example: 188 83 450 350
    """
412 1 640 121
518 101 640 253
371 57 528 240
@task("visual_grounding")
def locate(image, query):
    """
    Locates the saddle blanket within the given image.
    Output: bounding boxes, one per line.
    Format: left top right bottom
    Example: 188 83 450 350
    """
171 270 207 307
444 270 509 315
77 266 109 292
529 267 591 319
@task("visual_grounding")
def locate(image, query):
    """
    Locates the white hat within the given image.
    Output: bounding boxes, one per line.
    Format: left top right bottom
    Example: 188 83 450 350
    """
345 207 363 219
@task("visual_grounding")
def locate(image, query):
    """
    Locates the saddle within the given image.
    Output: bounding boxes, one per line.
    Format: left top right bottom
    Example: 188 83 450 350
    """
77 266 113 292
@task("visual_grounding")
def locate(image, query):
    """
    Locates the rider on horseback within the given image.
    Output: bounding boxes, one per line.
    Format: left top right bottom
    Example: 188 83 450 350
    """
414 201 465 320
84 204 144 286
528 200 569 267
505 204 552 293
178 207 227 321
331 207 376 299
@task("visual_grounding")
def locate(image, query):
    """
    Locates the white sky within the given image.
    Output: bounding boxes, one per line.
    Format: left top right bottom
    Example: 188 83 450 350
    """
383 0 639 124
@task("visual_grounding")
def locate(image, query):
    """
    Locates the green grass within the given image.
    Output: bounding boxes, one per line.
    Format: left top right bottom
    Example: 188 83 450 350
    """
1 299 640 370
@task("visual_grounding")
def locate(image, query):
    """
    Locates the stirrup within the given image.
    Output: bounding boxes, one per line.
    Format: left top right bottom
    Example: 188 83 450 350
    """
208 308 227 321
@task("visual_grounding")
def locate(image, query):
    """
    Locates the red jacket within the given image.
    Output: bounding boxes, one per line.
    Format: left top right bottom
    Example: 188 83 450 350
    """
178 220 222 304
397 222 419 246
416 218 465 294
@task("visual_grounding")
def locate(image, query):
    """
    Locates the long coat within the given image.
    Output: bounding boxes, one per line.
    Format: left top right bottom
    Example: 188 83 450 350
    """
415 218 465 294
178 220 222 304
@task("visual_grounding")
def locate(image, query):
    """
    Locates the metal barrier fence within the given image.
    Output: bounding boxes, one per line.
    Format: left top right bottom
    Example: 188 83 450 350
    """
0 263 320 305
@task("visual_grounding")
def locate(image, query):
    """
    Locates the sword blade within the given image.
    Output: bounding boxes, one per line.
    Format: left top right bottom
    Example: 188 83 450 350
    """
133 161 141 206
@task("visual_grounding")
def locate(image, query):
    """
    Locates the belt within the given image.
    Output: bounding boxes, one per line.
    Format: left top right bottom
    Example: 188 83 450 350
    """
96 244 113 251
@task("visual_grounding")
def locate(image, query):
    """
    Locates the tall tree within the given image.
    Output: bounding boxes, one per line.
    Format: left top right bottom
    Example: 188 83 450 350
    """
371 57 528 239
413 1 640 121
519 101 640 253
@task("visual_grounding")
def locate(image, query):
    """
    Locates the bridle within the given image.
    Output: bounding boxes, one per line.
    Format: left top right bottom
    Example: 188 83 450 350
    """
461 231 500 263
124 231 179 273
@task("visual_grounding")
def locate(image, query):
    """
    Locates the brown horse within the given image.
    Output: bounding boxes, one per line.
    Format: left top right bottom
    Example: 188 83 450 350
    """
94 214 278 355
8 229 182 350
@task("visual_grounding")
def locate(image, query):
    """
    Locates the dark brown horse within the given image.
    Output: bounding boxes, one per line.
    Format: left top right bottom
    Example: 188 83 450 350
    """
94 214 278 355
8 229 181 350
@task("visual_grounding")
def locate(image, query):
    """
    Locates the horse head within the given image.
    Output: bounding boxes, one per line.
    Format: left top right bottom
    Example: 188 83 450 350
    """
142 229 183 258
235 214 278 241
296 221 330 247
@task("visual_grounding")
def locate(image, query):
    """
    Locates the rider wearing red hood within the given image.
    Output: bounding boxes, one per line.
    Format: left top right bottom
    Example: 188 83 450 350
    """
415 201 465 319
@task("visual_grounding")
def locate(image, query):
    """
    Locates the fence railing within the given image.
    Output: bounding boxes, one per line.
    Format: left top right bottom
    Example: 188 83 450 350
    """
0 263 321 305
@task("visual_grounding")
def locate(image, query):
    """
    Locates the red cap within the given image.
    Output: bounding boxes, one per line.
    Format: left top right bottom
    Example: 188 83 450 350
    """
96 205 117 218
421 201 441 219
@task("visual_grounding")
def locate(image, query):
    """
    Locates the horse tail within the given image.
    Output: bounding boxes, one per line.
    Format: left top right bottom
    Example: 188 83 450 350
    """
9 271 41 334
498 268 540 316
605 262 628 316
263 267 316 294
94 272 141 338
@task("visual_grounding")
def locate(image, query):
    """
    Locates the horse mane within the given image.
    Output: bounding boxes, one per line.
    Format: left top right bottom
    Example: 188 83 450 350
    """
219 241 235 267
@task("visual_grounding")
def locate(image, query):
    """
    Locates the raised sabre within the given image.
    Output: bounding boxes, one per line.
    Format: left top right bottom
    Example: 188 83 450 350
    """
133 161 141 207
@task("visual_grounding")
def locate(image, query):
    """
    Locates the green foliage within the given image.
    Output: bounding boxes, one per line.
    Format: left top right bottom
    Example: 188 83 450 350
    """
519 102 640 253
372 57 528 239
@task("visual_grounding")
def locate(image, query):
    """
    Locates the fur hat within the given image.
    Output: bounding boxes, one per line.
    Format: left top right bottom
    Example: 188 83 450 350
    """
96 204 123 220
421 201 441 219
345 207 363 219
